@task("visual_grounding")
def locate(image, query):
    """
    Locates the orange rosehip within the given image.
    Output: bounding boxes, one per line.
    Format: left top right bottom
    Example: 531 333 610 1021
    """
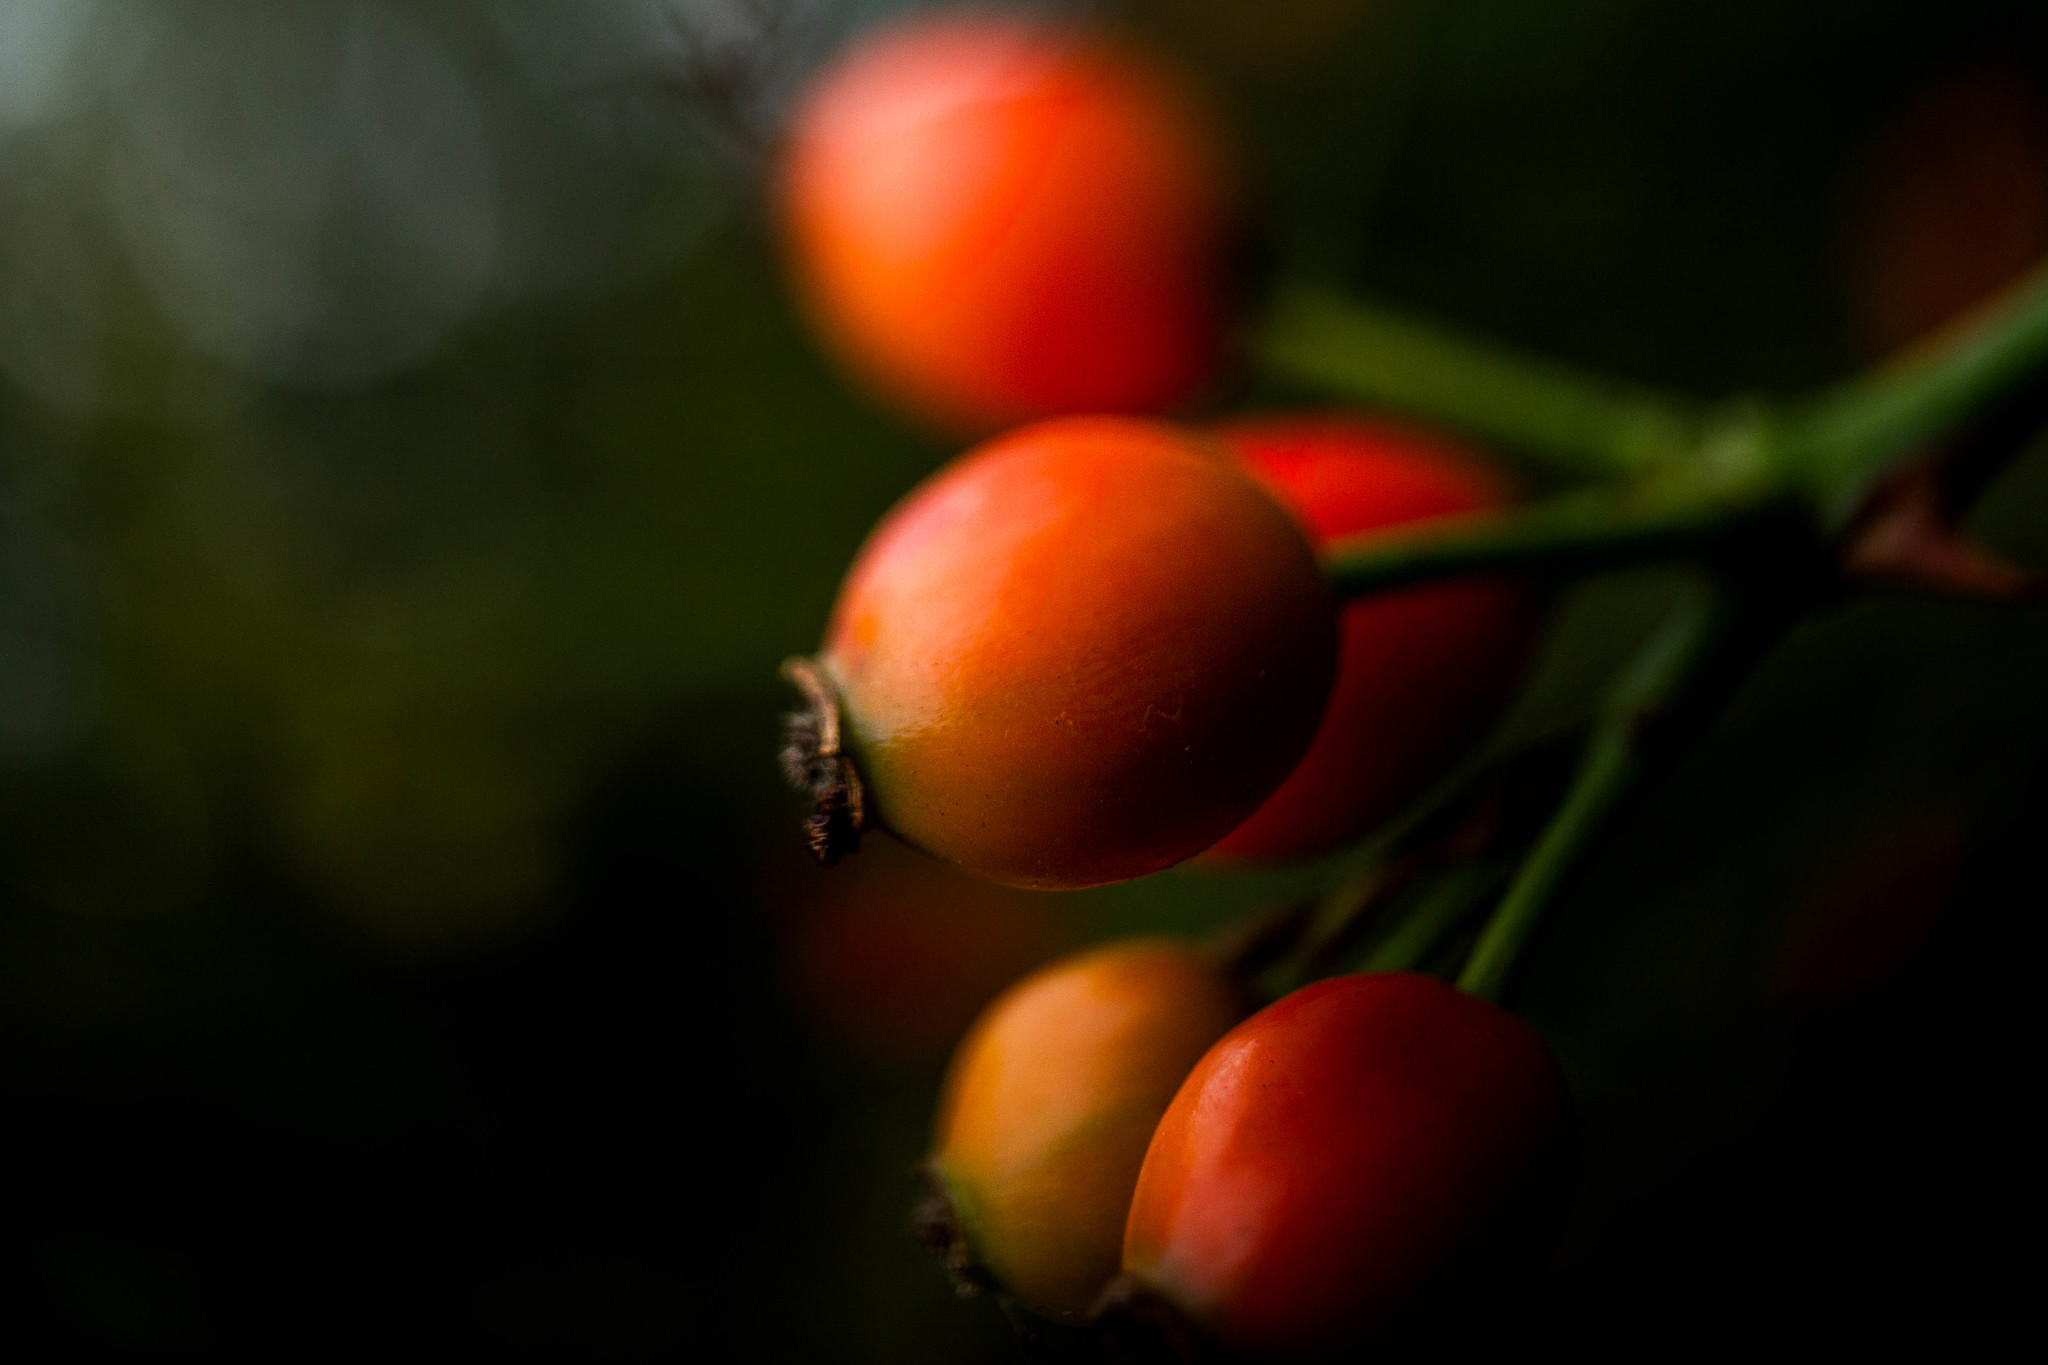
778 12 1235 434
923 939 1245 1320
1206 416 1536 864
794 415 1337 890
1118 973 1569 1356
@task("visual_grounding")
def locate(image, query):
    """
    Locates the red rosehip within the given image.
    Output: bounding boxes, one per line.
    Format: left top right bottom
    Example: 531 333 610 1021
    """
925 939 1245 1320
1205 416 1536 863
801 415 1337 889
778 12 1235 434
1119 972 1569 1356
1852 65 2048 354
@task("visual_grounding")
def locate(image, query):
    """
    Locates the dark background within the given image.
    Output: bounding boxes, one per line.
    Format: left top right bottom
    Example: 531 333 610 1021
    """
2 0 2043 1355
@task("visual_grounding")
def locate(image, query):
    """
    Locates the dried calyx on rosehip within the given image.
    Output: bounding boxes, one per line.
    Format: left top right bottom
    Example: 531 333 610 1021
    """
781 415 1337 891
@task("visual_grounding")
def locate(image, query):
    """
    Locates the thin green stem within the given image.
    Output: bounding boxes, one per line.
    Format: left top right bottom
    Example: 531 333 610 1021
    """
1358 861 1503 975
1259 260 2048 536
1456 726 1631 1004
1457 585 1719 1002
1252 283 1701 480
1320 485 1759 599
1251 736 1519 1000
1779 261 2048 519
1268 861 1398 990
1318 738 1501 883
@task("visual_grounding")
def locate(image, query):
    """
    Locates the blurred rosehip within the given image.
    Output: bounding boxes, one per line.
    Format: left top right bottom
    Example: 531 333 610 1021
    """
796 415 1337 889
782 838 1069 1072
1769 809 1966 1011
1852 65 2048 353
1205 415 1536 864
1115 972 1568 1356
921 938 1244 1320
779 11 1235 433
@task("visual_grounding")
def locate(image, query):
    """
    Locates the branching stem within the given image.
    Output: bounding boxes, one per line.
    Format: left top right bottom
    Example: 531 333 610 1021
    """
1457 585 1720 1002
1260 260 2048 537
1782 261 2048 518
1358 861 1504 976
1253 285 1698 479
1320 486 1762 599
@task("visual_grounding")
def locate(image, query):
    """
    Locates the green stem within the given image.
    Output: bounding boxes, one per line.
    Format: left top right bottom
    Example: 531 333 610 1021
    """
1253 730 1535 1000
1358 861 1504 975
1457 585 1719 1002
1279 861 1399 983
1773 262 2048 518
1456 723 1631 1004
1252 283 1700 480
1259 261 2048 534
1320 486 1758 599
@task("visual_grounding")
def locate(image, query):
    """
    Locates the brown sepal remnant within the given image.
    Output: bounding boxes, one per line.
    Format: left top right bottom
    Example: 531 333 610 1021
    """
779 656 871 865
909 1160 999 1299
911 1169 1221 1359
1090 1275 1216 1364
1841 459 2042 600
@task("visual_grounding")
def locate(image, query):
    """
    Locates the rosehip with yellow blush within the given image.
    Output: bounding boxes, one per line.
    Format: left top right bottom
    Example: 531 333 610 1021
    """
920 939 1244 1320
786 415 1337 890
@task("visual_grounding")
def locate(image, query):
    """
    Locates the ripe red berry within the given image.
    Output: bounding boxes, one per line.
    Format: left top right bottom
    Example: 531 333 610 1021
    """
778 12 1235 433
798 415 1337 890
924 939 1244 1320
1119 973 1568 1356
1205 416 1536 863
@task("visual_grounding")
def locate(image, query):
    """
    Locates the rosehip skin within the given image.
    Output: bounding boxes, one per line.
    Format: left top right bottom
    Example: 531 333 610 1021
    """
820 416 1337 890
1206 416 1536 864
779 12 1234 434
1121 973 1569 1356
931 939 1244 1321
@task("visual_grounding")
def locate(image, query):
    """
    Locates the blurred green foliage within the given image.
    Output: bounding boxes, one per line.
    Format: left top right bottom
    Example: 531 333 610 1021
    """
3 0 2046 1355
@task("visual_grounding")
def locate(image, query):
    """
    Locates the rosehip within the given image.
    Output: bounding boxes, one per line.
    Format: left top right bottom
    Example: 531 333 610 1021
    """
1852 65 2048 353
1205 416 1536 863
923 939 1244 1320
783 838 1069 1072
1118 972 1569 1356
1769 809 1965 1010
794 415 1337 890
778 12 1235 433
